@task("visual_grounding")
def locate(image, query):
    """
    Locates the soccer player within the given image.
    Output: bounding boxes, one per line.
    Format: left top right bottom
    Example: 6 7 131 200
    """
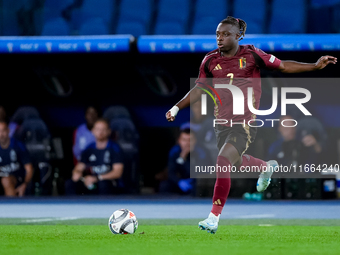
0 120 34 196
73 105 100 163
165 16 337 234
65 118 124 195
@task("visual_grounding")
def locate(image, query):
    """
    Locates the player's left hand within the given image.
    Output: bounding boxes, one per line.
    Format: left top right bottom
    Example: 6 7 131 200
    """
315 55 337 69
15 183 27 197
302 134 317 147
83 175 98 187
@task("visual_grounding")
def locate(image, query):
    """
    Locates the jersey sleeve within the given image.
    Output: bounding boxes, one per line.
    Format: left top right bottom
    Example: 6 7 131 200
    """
16 141 31 165
111 143 124 164
195 56 213 88
252 47 281 69
80 148 89 164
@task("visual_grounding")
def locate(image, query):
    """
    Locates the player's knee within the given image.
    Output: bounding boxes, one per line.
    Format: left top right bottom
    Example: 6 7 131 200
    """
1 176 17 196
218 143 240 165
1 176 16 188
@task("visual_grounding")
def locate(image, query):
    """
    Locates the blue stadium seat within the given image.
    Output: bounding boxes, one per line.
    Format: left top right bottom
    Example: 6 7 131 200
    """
269 0 307 33
11 106 40 125
233 0 266 34
311 0 340 7
156 0 190 27
333 4 340 33
154 21 185 35
118 0 152 27
79 17 109 35
1 0 31 35
307 3 332 33
116 22 147 37
41 17 70 35
82 0 114 24
194 0 227 24
192 17 220 35
103 106 131 120
71 0 116 32
43 0 73 22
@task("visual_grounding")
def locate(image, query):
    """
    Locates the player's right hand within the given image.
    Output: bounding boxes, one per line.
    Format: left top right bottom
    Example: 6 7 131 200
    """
166 111 175 122
166 106 179 122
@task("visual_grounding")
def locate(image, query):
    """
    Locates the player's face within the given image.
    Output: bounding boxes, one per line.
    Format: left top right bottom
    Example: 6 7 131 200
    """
216 23 240 52
85 107 99 127
92 121 111 141
0 122 9 144
178 132 191 151
189 133 196 152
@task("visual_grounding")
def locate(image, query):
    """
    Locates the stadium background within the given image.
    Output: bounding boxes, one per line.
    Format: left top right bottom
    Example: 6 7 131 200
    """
0 0 340 198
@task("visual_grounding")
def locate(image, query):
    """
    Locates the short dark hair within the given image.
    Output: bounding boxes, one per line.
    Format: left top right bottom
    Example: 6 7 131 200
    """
180 128 191 135
179 128 197 138
85 105 102 117
220 16 247 41
94 118 110 129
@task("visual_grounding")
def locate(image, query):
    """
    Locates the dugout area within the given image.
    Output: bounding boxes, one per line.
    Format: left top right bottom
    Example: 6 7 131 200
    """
0 50 339 196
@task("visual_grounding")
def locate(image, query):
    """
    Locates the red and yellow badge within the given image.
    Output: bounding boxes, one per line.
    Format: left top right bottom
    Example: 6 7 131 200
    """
239 57 246 69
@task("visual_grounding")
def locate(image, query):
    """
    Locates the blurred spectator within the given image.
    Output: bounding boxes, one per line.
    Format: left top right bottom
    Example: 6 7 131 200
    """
73 106 100 164
0 120 34 196
181 99 218 162
65 119 124 195
15 117 52 196
267 115 327 167
9 106 40 138
159 128 211 195
0 106 7 122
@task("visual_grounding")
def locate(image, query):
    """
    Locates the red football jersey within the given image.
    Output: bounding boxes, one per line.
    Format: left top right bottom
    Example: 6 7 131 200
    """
196 45 281 126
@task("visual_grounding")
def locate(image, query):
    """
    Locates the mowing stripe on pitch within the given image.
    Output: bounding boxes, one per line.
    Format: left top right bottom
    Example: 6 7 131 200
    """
238 214 275 219
22 217 80 223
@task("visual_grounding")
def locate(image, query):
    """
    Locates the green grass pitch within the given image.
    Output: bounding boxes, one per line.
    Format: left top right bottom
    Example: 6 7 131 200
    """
2 218 340 255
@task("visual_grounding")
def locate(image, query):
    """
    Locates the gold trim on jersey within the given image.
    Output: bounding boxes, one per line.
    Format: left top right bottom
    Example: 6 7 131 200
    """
241 124 252 156
214 94 219 118
251 89 257 120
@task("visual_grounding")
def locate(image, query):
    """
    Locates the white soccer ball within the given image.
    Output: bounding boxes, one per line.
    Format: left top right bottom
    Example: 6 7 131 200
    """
108 209 138 234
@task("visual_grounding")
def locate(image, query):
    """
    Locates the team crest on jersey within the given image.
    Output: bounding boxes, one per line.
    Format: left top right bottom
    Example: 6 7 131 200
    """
239 57 246 69
104 151 110 164
10 150 17 161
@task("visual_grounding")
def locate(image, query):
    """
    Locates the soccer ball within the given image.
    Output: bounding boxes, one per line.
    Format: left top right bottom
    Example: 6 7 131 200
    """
108 209 138 234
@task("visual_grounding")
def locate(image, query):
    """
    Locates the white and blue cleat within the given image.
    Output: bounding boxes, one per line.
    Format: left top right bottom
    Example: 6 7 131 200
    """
198 213 220 234
256 160 278 192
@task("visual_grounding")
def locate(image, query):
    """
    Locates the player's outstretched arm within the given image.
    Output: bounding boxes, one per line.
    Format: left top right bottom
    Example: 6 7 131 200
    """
166 85 203 122
278 55 337 73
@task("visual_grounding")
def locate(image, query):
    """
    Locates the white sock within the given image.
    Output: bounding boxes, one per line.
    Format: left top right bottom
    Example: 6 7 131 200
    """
209 212 220 222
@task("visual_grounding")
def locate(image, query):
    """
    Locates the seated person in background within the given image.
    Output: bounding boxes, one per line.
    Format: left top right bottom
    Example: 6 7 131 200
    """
65 118 124 195
267 115 327 167
0 120 34 196
180 99 219 162
73 105 100 163
159 128 211 195
0 106 7 121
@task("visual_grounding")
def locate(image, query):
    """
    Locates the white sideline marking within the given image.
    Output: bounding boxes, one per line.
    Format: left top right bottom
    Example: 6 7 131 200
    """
258 224 274 226
238 214 275 219
22 217 79 223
